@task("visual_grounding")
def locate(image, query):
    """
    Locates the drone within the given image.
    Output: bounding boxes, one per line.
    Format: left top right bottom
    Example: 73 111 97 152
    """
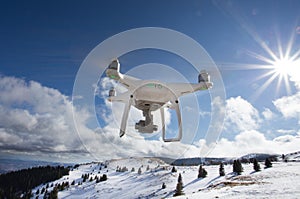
106 59 213 142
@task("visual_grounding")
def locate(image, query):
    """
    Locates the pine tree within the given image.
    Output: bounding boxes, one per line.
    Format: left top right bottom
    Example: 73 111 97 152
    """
131 167 135 172
162 182 166 189
100 174 107 182
281 154 285 161
171 166 177 173
219 163 225 176
173 173 184 196
198 165 207 178
233 159 243 175
253 158 261 172
121 166 128 172
138 167 142 175
265 158 272 168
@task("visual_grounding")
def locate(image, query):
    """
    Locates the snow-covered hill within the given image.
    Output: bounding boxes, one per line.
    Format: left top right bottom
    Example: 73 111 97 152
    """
31 156 300 199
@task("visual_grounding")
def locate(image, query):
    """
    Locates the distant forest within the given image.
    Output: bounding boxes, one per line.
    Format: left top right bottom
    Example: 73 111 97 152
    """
0 165 69 199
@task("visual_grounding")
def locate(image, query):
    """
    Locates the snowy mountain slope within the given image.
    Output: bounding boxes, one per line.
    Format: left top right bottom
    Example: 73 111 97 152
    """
176 162 300 199
31 157 300 199
284 151 300 161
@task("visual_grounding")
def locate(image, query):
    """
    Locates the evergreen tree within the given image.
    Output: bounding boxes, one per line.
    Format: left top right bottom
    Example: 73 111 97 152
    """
233 159 243 175
100 174 107 182
198 165 207 178
146 165 150 171
162 182 166 189
41 187 46 194
253 158 261 172
219 163 225 176
131 167 135 172
121 166 128 172
281 154 285 161
138 167 142 175
265 158 272 168
173 173 184 196
171 166 177 173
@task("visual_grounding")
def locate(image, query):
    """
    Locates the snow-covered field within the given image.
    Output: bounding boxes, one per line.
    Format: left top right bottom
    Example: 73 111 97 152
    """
32 157 300 199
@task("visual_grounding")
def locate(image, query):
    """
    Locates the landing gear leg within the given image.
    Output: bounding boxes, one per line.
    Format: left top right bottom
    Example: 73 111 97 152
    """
120 96 133 137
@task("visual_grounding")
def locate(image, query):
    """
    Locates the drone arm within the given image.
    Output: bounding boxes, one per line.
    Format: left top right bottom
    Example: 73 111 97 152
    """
167 82 212 98
119 74 140 91
106 59 140 91
108 91 131 103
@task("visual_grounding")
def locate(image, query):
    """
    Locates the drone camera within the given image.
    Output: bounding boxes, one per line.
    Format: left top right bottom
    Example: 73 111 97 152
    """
135 120 158 133
109 87 116 97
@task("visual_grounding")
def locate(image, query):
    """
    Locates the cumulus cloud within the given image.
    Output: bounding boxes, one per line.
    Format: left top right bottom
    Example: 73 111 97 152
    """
225 96 261 133
273 92 300 123
262 108 274 120
0 76 88 161
209 130 300 157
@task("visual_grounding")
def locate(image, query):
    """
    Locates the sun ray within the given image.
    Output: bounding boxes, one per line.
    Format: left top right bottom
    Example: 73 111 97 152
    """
275 30 284 60
283 73 292 95
285 26 297 59
275 72 283 96
251 72 279 102
246 50 276 65
253 69 276 82
289 48 300 61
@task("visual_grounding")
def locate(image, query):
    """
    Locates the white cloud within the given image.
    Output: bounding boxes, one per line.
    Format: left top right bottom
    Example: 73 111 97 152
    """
288 61 300 90
0 76 87 161
225 96 261 132
262 108 274 120
273 92 300 123
277 129 296 134
209 130 300 157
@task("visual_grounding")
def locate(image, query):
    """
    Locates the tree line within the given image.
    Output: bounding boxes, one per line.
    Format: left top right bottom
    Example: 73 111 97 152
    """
0 165 69 199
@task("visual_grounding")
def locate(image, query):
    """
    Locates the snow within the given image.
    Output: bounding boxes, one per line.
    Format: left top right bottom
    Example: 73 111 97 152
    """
31 157 300 199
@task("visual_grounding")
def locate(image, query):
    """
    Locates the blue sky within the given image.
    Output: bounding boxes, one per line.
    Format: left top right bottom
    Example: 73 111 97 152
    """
0 0 300 162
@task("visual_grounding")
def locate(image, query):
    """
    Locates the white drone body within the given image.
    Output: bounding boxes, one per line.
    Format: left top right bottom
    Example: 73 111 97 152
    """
106 59 213 142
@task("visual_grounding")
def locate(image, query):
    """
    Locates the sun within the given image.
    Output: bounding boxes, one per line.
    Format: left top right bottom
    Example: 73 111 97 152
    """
272 58 293 77
271 55 300 79
246 44 300 100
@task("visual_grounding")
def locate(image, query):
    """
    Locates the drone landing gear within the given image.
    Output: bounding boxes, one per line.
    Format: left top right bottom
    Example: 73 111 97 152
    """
161 99 182 142
119 96 133 137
